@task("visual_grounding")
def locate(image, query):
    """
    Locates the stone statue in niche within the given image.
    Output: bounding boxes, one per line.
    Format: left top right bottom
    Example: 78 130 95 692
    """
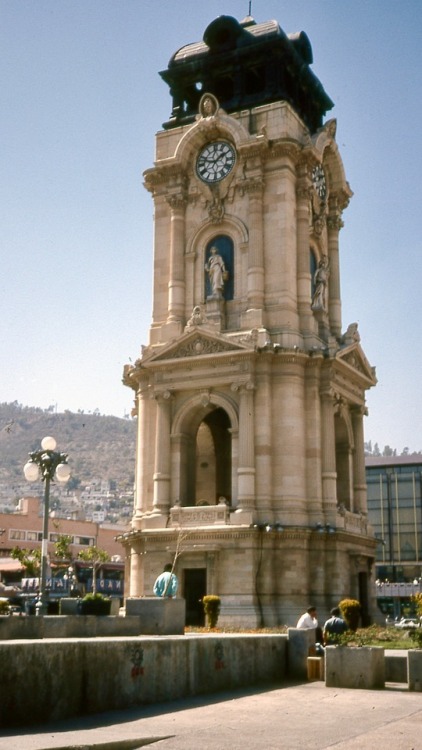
311 255 330 312
205 246 228 298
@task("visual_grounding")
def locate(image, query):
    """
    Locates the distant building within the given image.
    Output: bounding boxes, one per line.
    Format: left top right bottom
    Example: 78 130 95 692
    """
366 456 422 619
0 497 129 599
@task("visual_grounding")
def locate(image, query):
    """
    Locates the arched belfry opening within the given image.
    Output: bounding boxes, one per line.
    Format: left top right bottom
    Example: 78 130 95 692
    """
174 399 235 508
121 12 378 628
195 408 232 505
335 409 354 512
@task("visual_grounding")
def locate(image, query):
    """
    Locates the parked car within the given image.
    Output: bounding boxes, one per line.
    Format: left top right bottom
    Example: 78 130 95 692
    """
394 617 420 629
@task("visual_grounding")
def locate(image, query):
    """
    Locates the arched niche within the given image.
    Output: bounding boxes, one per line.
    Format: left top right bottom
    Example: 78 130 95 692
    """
171 392 239 507
186 214 248 308
334 405 354 511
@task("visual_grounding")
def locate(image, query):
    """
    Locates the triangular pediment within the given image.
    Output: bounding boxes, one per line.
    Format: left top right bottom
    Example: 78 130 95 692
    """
336 342 377 385
144 329 251 364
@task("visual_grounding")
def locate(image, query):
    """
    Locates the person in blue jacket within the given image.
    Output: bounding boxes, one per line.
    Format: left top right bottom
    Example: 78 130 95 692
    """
153 563 178 598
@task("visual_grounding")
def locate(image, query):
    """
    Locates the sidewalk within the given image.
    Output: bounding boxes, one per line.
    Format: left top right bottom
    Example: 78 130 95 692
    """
1 680 421 750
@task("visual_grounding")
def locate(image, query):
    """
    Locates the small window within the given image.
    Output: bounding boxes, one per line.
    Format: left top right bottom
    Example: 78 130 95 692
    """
26 531 42 542
9 529 25 540
74 536 95 547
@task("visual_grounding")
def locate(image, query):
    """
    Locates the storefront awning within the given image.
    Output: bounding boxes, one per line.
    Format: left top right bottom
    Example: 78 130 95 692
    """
0 558 24 573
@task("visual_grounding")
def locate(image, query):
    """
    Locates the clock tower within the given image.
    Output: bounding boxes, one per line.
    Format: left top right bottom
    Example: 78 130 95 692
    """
122 15 377 627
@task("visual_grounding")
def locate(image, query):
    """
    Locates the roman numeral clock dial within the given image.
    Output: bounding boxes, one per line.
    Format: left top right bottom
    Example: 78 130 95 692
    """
196 141 236 184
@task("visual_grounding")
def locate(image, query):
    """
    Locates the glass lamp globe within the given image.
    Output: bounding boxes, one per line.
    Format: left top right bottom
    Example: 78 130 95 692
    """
24 461 40 482
41 436 57 451
55 463 71 483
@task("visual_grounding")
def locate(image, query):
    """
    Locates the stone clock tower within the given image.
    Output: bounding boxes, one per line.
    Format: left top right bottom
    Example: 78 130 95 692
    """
121 15 377 627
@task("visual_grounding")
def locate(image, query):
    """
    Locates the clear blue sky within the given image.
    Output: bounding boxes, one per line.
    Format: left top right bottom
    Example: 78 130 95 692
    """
1 1 421 452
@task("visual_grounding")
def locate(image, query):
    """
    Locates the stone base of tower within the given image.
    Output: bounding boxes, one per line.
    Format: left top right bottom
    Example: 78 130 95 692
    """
119 521 377 629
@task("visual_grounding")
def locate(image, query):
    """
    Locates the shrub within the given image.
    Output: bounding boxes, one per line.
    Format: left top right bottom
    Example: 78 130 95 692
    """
0 599 10 615
339 599 361 631
80 593 111 616
412 592 422 620
203 595 221 628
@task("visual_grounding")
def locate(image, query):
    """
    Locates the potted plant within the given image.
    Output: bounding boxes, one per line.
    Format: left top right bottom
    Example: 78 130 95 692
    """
80 592 111 616
203 595 221 628
339 598 361 631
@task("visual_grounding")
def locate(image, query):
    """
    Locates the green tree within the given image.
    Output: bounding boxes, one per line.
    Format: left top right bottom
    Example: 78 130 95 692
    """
11 547 41 577
77 546 110 595
54 535 73 563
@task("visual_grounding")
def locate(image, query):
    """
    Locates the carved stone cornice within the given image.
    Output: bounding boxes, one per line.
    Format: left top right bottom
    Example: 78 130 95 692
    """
143 165 188 196
267 141 300 161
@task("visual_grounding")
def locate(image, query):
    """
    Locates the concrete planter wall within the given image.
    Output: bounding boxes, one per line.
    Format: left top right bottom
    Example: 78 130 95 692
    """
287 627 317 680
0 615 153 639
125 597 186 635
408 650 422 691
325 646 385 689
0 634 287 728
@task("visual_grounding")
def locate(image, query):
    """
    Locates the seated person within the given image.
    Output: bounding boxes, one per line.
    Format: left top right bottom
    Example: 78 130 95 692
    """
323 607 348 644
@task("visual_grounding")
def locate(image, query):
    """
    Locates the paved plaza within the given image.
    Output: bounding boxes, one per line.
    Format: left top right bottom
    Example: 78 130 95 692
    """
1 680 421 750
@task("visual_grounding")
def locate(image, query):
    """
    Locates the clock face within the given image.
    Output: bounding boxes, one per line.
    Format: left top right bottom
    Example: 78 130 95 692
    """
312 164 327 199
196 141 236 184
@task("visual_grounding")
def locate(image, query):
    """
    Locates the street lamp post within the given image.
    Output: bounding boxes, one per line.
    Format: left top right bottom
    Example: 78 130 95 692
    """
23 436 70 615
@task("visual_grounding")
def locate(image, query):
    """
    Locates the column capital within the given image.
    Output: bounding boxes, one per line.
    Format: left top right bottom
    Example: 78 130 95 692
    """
327 213 344 231
238 176 264 197
296 183 313 201
230 379 255 393
154 389 174 403
166 192 187 211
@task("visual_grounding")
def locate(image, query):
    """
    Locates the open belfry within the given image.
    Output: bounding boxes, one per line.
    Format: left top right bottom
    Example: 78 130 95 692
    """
121 14 377 626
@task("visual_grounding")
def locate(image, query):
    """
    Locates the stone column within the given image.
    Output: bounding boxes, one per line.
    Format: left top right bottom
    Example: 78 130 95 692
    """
352 407 368 514
305 358 323 522
133 389 148 526
236 382 256 511
274 356 307 523
246 178 265 311
320 388 337 522
129 544 143 597
255 356 273 518
296 171 315 336
166 192 186 323
279 154 299 330
327 198 344 339
152 391 172 514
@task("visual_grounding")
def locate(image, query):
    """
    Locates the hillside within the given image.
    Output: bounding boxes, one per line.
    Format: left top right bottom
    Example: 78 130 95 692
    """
0 402 136 489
